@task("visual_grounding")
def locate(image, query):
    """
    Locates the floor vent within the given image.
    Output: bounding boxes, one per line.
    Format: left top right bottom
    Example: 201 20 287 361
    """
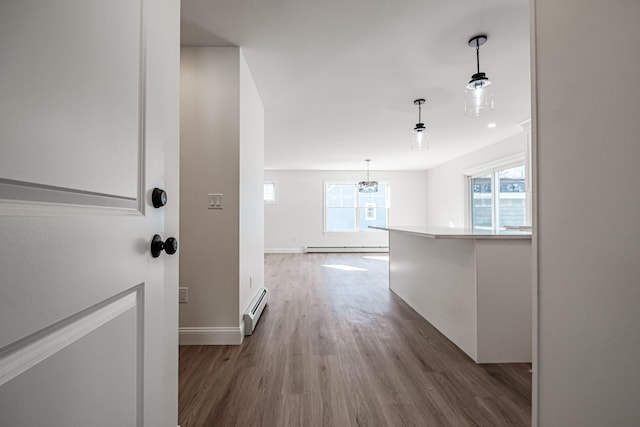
243 287 268 336
304 246 389 253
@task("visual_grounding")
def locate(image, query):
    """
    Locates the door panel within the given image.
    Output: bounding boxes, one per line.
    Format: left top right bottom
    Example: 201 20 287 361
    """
0 0 142 198
0 292 140 426
0 0 177 426
0 214 153 348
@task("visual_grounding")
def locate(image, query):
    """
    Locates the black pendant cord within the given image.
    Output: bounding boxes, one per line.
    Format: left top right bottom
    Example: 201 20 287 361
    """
476 41 481 74
413 98 426 129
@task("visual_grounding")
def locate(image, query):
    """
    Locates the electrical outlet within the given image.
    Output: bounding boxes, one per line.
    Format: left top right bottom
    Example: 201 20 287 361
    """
179 287 188 303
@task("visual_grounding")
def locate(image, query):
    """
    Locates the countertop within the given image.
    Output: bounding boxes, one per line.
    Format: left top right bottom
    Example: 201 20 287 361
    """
370 225 532 240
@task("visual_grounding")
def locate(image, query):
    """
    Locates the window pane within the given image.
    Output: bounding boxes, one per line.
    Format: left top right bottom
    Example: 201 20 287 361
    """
497 165 526 227
327 184 356 207
327 207 356 232
365 204 376 221
471 175 493 230
359 207 388 231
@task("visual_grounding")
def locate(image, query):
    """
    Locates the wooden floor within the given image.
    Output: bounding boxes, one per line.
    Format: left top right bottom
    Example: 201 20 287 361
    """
179 253 531 426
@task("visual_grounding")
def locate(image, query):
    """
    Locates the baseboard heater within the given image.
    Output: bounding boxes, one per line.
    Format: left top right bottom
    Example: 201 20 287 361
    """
304 246 389 253
243 287 268 336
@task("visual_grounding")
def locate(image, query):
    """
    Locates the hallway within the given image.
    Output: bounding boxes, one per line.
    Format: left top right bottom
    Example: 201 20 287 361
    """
179 253 531 426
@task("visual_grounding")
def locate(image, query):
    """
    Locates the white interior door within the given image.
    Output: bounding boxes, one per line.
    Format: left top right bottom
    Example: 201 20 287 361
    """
0 1 179 426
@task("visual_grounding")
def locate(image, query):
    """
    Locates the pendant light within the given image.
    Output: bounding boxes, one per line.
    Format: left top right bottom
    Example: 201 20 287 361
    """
464 34 494 116
411 98 429 151
358 159 378 193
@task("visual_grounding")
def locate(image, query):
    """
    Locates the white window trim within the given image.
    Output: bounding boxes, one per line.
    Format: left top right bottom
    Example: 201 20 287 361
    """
264 182 277 204
323 181 390 233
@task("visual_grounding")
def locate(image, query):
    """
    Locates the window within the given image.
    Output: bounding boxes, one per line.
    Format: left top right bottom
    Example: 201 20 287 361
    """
365 203 376 221
264 182 276 204
469 164 527 231
325 182 389 232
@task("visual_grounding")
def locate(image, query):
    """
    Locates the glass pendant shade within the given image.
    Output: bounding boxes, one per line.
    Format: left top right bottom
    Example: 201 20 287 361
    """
411 98 429 151
464 76 494 116
411 123 429 151
465 35 494 116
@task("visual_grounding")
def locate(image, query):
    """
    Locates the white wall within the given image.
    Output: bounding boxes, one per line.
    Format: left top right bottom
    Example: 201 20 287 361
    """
239 51 265 319
180 47 265 343
180 47 240 329
264 170 427 251
424 133 526 227
534 0 640 425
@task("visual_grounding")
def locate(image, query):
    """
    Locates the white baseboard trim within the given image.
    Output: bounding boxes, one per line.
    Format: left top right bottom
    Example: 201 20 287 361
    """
304 246 389 253
240 319 246 338
179 326 244 345
264 247 304 254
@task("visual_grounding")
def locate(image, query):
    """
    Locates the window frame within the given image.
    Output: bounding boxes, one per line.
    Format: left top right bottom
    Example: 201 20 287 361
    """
323 181 390 233
463 154 529 230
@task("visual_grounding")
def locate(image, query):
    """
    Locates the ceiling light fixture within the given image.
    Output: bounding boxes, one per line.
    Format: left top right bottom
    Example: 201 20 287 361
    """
358 159 378 193
411 98 429 151
488 123 497 128
465 34 494 117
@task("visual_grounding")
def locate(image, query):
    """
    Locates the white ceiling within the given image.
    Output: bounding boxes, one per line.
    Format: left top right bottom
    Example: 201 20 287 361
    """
181 0 531 171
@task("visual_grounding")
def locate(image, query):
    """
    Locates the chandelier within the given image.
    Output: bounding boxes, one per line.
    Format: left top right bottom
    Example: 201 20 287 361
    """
358 159 378 193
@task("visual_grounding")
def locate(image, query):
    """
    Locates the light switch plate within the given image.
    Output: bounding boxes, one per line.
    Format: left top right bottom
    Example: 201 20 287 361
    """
178 287 188 303
208 193 223 209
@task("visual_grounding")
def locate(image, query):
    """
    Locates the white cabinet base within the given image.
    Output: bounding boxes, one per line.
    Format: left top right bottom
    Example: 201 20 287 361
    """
388 230 532 363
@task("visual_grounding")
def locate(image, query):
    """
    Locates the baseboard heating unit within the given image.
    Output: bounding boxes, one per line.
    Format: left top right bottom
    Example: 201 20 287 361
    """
304 246 389 253
243 287 268 336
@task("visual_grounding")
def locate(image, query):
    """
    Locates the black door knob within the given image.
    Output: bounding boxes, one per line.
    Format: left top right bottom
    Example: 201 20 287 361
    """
152 188 168 208
151 234 178 257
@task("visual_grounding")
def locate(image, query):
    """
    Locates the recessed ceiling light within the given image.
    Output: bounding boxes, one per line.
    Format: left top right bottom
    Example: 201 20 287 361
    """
488 123 497 128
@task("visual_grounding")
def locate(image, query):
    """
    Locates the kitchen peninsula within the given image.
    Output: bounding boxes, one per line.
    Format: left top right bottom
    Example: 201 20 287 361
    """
372 226 532 363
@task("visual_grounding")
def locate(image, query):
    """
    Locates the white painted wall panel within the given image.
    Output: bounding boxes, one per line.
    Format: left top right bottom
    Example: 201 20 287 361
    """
180 48 240 328
239 50 265 319
534 0 640 424
180 47 265 342
476 240 531 363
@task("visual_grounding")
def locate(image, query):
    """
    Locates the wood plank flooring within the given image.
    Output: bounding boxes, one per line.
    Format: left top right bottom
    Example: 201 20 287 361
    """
179 253 531 426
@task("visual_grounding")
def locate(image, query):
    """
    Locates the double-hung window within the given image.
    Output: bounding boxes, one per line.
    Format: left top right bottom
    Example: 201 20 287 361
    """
468 161 528 231
325 182 390 232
